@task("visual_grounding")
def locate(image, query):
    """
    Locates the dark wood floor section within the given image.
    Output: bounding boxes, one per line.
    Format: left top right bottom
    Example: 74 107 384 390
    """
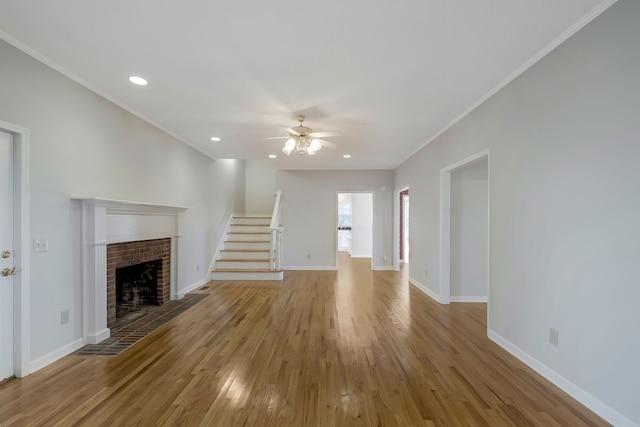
0 255 608 426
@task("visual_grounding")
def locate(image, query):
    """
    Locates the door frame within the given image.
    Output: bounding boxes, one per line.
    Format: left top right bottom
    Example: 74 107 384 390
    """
0 120 31 378
439 148 490 308
335 191 375 270
393 186 409 271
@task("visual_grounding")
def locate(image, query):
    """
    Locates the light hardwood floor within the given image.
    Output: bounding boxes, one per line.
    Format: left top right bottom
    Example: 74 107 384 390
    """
0 254 609 426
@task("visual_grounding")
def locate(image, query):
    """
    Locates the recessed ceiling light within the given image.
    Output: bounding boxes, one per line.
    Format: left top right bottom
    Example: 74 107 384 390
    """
128 76 148 86
343 154 352 158
210 137 221 142
268 154 277 159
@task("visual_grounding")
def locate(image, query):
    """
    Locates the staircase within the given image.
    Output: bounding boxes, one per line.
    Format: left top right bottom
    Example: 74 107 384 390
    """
211 215 284 280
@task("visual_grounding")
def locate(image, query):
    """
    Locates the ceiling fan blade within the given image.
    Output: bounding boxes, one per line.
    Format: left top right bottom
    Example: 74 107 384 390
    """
317 139 338 149
265 136 290 140
309 130 343 138
277 124 301 136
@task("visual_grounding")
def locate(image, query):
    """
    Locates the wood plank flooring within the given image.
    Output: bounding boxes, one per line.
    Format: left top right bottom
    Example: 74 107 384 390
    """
0 254 609 426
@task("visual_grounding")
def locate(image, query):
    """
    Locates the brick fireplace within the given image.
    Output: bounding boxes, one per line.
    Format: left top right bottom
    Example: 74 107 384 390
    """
106 238 171 328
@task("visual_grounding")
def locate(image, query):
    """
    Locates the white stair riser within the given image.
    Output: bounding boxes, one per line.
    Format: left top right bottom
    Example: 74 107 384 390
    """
215 260 271 270
210 271 283 281
224 241 271 250
232 217 271 225
229 225 271 233
226 233 270 242
220 250 270 260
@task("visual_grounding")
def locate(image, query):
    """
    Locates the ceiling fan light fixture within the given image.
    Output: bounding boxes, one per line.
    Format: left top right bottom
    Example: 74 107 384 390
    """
282 138 296 155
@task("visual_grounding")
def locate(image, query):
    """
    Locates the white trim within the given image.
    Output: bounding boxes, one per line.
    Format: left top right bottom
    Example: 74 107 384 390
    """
70 197 189 214
397 0 618 167
488 330 637 427
373 266 394 271
0 30 217 162
440 149 491 306
0 120 31 378
176 279 208 299
408 277 441 303
450 296 488 303
29 338 84 374
349 254 372 259
208 212 234 281
284 266 337 271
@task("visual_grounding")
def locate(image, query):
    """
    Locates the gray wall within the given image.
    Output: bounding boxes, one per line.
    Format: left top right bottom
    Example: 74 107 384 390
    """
277 170 393 269
0 40 245 366
450 159 488 300
245 159 277 215
394 1 639 424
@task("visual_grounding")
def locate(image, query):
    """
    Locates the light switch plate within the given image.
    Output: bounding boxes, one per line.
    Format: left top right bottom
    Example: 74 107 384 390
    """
33 238 49 252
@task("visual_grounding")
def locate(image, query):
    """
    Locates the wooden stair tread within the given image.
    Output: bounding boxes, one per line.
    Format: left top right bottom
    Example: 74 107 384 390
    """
221 249 269 252
225 240 270 243
218 258 270 262
227 231 271 235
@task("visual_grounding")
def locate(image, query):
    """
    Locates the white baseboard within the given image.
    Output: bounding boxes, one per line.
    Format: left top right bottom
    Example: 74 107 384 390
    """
29 338 84 374
85 328 111 344
283 266 338 271
408 277 442 303
174 279 207 300
488 330 637 427
373 266 394 271
450 296 488 303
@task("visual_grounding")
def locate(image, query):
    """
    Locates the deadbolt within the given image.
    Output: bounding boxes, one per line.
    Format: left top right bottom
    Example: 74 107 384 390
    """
1 250 10 259
1 267 16 277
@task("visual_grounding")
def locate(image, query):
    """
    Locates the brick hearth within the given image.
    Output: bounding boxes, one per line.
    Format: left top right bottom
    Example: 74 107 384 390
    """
106 238 171 328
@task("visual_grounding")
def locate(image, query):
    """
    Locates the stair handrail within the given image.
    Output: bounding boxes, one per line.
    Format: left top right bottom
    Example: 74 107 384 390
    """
270 190 283 271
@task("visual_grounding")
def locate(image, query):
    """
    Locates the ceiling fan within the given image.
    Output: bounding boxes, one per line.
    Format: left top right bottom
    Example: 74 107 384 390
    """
267 115 341 156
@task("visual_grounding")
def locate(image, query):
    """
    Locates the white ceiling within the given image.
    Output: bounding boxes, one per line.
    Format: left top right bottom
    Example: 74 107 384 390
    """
0 0 609 169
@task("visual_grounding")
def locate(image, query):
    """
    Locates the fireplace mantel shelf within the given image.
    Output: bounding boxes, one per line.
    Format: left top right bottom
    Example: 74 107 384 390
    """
72 197 190 215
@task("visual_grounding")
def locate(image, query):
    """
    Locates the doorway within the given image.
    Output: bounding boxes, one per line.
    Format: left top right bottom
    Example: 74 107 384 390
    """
439 149 490 308
0 120 30 379
336 192 373 270
399 189 409 264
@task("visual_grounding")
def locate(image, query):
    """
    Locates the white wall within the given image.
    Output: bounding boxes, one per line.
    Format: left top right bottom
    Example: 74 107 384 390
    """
277 170 393 269
0 40 245 367
350 193 373 258
245 159 277 215
450 159 488 300
394 2 640 425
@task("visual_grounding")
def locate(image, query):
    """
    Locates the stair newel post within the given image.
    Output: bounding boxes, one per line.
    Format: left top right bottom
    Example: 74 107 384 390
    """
270 229 276 271
276 229 283 271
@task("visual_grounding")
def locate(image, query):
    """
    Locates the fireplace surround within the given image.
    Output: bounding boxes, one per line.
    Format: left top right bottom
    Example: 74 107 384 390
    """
74 198 187 344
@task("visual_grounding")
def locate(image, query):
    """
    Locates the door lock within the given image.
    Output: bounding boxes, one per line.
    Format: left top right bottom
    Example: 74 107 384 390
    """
1 267 16 277
1 250 10 259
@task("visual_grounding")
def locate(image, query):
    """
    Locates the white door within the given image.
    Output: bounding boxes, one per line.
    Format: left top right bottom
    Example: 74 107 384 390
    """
0 130 14 381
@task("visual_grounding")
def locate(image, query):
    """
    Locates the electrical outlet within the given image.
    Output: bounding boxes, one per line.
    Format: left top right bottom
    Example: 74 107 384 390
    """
197 265 200 272
307 254 311 259
549 328 559 346
61 310 70 325
383 255 387 262
425 269 428 277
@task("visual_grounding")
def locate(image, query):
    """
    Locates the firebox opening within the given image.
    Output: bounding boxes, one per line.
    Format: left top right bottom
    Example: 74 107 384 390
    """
115 259 162 319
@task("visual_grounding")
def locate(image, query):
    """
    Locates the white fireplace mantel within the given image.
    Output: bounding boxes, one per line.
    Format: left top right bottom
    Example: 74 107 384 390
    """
73 197 189 344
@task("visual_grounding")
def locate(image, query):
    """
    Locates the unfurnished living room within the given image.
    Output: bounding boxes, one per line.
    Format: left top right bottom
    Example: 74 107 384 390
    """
0 1 638 426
